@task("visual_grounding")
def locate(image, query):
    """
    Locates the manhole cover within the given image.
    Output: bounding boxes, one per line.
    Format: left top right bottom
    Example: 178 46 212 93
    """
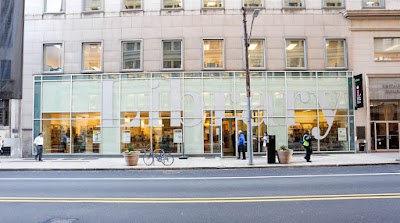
46 218 78 223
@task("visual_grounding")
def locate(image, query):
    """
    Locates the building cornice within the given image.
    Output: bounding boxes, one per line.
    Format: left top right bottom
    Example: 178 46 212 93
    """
343 10 400 19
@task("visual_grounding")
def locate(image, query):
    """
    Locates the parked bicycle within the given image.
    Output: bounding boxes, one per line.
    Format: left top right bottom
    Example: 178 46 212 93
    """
143 148 174 166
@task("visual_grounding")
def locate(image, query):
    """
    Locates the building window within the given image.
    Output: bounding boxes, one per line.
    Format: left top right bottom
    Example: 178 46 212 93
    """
82 42 102 72
203 0 223 8
122 41 142 71
283 0 304 8
83 0 103 11
248 39 265 69
325 39 347 69
374 38 400 61
363 0 384 8
43 43 63 73
163 0 182 9
203 39 224 69
285 39 306 69
1 60 11 79
44 0 64 13
163 40 182 70
243 0 263 7
0 100 9 126
322 0 344 8
122 0 142 10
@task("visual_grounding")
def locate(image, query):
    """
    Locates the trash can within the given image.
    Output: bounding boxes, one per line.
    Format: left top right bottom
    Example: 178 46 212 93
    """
267 135 276 164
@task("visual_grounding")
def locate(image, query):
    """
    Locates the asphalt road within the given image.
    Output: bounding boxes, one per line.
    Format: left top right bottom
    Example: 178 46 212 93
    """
0 165 399 223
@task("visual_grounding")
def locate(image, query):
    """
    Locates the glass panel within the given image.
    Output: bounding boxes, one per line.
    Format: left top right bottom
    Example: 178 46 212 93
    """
163 40 182 69
249 39 265 68
319 115 349 151
323 0 343 7
121 79 151 112
82 43 101 71
267 78 286 116
42 119 71 154
288 111 317 151
163 0 182 8
371 122 376 150
203 40 223 69
34 82 41 119
45 0 63 13
284 0 303 7
286 39 305 68
376 123 387 149
203 0 223 8
122 41 141 70
287 77 317 109
72 81 101 112
123 0 142 9
244 0 263 7
42 82 71 112
84 0 102 11
71 118 100 153
374 38 400 61
268 117 287 150
326 39 346 68
370 101 399 121
363 0 384 8
43 44 62 72
389 123 399 149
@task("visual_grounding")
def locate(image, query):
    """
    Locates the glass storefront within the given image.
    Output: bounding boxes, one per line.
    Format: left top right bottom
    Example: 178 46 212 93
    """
33 71 354 155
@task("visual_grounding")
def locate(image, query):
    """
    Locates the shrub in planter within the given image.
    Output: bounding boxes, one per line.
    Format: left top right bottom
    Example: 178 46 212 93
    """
123 145 140 166
277 145 293 164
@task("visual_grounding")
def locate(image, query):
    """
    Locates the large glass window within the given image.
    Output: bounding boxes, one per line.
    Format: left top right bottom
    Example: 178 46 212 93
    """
122 0 142 10
83 0 103 11
82 42 102 72
248 39 265 69
0 99 9 126
163 0 182 9
283 0 304 7
43 43 63 73
285 39 306 69
243 0 263 7
163 40 182 70
374 38 400 61
72 113 101 154
322 0 344 7
203 0 223 8
44 0 64 13
363 0 384 8
325 39 346 69
203 39 224 69
370 101 399 121
122 41 141 71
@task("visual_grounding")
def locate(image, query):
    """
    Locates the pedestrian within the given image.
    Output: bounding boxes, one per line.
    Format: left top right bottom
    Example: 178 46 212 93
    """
33 132 44 161
302 130 315 162
237 130 246 160
62 134 68 153
231 131 236 149
262 132 269 153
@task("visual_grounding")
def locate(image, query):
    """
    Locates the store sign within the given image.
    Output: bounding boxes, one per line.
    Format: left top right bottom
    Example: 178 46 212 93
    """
173 129 183 143
122 130 131 143
354 74 363 109
383 84 400 94
369 78 400 100
93 130 101 144
338 128 347 141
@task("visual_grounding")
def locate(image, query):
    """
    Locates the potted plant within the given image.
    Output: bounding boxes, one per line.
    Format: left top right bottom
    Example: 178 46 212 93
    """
123 145 140 166
277 145 293 164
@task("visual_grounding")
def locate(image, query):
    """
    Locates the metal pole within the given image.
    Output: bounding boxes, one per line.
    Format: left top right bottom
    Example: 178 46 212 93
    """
242 7 253 165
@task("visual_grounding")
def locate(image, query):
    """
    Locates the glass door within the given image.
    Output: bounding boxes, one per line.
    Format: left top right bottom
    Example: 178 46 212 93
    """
374 122 400 150
388 122 399 149
222 118 235 157
376 122 387 149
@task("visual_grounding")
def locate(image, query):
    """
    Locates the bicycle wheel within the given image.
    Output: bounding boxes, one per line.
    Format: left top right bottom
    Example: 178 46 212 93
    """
161 152 174 166
143 150 154 166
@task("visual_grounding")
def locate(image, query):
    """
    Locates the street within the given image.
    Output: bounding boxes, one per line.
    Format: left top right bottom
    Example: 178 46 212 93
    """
0 165 399 223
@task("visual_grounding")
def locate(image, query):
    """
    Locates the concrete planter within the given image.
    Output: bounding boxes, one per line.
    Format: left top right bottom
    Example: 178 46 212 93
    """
123 151 140 166
277 150 293 164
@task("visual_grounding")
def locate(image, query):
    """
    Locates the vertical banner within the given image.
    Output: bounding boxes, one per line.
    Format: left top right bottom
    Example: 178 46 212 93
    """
354 74 364 109
0 0 24 99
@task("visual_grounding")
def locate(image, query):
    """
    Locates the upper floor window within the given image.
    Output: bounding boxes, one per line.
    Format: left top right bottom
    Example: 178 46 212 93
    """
362 0 384 8
243 0 263 8
43 43 63 73
82 42 102 72
163 40 183 70
122 41 142 71
83 0 103 11
203 39 224 69
163 0 182 9
283 0 304 8
203 0 223 8
0 99 9 127
325 39 347 69
322 0 344 8
285 39 306 69
248 39 265 69
44 0 64 13
122 0 142 10
374 38 400 61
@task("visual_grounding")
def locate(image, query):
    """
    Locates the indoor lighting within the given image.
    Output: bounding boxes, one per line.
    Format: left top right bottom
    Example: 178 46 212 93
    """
249 43 258 50
207 1 216 7
204 43 210 50
384 45 400 51
124 117 130 124
286 43 297 50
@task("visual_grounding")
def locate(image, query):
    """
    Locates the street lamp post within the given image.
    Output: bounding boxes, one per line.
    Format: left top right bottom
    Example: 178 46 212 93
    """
242 7 259 165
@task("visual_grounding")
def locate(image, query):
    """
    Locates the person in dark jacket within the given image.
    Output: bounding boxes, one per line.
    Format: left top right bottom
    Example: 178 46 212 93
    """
237 130 246 160
303 130 315 162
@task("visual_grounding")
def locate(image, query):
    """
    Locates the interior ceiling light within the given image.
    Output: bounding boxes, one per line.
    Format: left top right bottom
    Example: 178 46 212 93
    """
384 45 400 51
204 44 210 50
286 43 297 50
249 43 258 50
207 1 216 7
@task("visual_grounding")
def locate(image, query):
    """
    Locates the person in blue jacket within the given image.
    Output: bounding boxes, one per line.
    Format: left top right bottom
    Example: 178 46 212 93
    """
237 130 246 160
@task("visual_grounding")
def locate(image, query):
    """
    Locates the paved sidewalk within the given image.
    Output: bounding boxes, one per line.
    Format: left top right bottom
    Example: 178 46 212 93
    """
0 152 399 170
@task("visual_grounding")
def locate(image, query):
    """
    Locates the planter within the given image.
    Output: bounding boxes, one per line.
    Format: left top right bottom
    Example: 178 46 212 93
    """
277 150 293 164
123 151 140 166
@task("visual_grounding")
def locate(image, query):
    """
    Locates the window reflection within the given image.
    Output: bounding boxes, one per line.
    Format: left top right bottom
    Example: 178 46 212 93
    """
43 44 62 72
82 43 101 71
203 40 224 69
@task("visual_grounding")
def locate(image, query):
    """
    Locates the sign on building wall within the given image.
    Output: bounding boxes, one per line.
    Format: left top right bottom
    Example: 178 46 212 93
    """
338 128 347 141
369 77 400 100
354 74 364 109
122 130 131 143
173 129 183 143
0 0 24 99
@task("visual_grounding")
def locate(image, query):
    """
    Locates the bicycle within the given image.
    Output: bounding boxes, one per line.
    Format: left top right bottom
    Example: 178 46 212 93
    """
143 148 174 166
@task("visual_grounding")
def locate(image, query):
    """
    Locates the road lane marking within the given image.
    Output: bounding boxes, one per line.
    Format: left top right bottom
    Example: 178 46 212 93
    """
0 193 400 203
0 172 399 181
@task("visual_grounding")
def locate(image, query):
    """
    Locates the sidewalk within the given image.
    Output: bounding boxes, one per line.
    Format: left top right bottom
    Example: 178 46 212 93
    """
0 152 399 171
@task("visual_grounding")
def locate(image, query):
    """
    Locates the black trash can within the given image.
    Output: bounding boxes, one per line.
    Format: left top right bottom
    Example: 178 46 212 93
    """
267 135 276 164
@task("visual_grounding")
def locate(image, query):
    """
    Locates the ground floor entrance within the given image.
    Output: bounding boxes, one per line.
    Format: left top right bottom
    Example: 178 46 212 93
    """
371 121 399 150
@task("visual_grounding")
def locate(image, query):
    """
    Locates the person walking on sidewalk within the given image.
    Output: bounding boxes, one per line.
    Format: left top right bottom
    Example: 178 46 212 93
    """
262 132 269 153
237 130 246 160
303 130 315 162
33 132 44 161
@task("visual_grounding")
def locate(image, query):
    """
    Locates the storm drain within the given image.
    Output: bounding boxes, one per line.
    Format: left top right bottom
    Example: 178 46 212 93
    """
45 218 78 223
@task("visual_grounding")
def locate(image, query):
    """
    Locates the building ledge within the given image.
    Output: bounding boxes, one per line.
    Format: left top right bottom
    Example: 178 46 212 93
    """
344 10 400 19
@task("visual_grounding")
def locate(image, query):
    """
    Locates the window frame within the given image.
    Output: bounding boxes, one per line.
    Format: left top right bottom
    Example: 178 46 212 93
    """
121 39 143 72
202 0 224 9
44 0 65 14
242 0 264 8
202 38 225 70
244 38 267 70
162 0 183 10
42 42 64 74
322 0 345 9
121 0 143 11
0 99 9 127
362 0 385 9
282 0 305 9
285 38 307 70
374 37 400 62
161 39 184 71
82 0 104 13
324 38 348 70
81 41 103 73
